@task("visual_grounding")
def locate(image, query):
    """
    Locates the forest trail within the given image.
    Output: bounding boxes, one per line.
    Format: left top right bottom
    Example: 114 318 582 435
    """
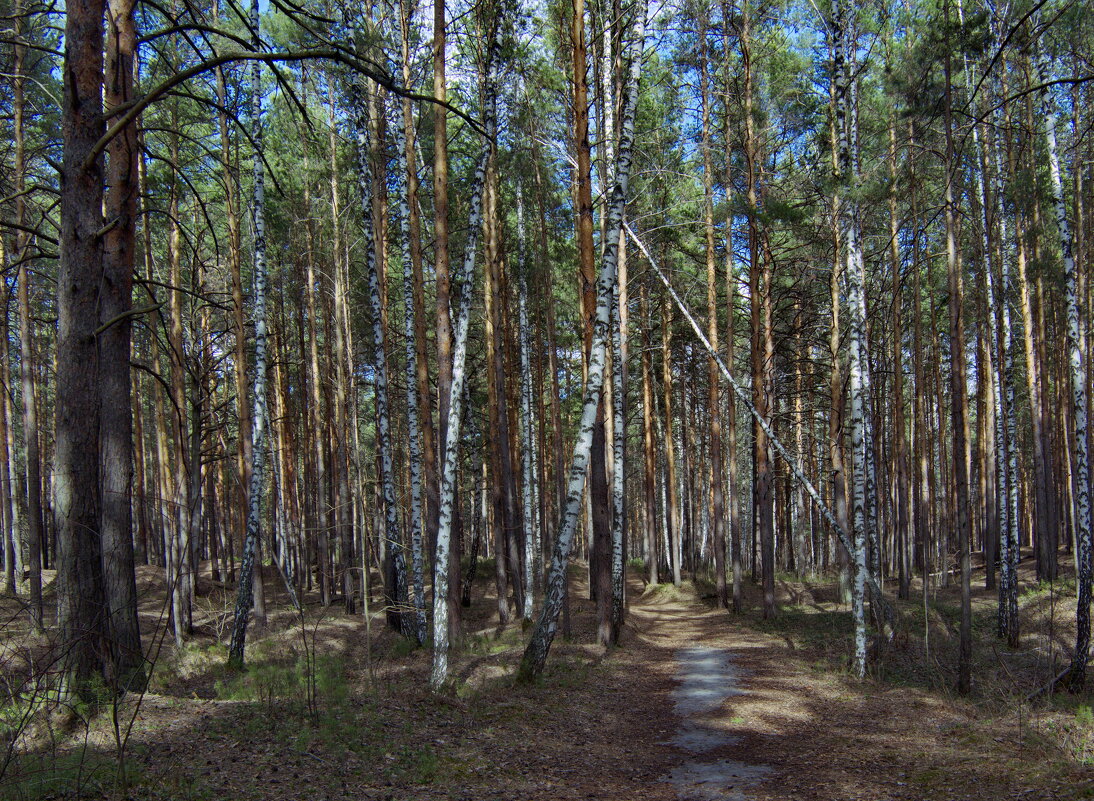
617 579 1091 801
7 569 1093 800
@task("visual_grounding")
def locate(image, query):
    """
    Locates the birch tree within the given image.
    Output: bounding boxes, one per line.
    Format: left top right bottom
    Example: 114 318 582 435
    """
227 0 272 668
832 0 869 678
430 27 498 689
517 186 539 621
391 36 428 644
519 0 646 681
1038 49 1092 690
354 54 411 638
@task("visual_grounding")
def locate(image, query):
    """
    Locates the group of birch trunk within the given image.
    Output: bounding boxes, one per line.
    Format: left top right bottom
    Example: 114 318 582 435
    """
2 0 1093 701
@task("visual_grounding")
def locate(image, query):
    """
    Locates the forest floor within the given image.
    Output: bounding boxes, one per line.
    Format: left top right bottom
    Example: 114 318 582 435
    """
1 553 1093 800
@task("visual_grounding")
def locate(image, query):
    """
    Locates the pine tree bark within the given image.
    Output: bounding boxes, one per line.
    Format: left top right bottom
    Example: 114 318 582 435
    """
700 4 727 609
101 0 144 688
640 281 659 585
432 0 463 639
662 300 682 587
57 0 109 697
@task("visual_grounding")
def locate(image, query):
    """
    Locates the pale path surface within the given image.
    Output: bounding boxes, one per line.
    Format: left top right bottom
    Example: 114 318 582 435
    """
624 587 777 801
665 646 771 800
622 579 1093 801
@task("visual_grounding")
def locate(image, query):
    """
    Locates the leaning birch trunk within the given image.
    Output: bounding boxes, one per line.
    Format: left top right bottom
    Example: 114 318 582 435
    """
227 0 270 669
351 59 410 638
624 223 894 624
1039 53 1092 690
518 0 646 682
831 0 869 678
391 59 427 645
429 40 498 689
516 187 537 622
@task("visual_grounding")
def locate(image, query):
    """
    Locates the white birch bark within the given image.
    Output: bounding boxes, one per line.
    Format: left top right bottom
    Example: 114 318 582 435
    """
516 187 537 621
349 49 410 638
610 263 626 635
1039 52 1092 688
602 23 626 636
832 0 869 678
227 0 270 667
429 39 498 689
391 53 427 645
991 80 1021 645
519 0 646 681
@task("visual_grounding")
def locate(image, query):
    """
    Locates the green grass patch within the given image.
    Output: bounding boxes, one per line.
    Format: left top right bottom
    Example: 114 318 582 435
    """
0 749 128 801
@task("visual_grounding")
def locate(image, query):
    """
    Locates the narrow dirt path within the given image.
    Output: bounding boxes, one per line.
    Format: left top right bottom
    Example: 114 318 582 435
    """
624 584 777 801
621 581 1093 801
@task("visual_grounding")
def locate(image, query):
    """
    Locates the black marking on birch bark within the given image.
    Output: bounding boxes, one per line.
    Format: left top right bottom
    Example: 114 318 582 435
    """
391 44 428 645
519 0 647 681
1038 50 1092 690
430 32 499 689
228 0 270 669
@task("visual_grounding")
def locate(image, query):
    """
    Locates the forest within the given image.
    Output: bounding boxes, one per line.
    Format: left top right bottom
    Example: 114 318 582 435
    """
0 0 1093 795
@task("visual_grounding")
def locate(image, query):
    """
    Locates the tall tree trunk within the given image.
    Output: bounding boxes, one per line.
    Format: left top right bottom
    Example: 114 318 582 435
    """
391 51 427 643
516 188 539 620
888 113 911 602
430 31 498 690
662 299 682 587
571 0 612 645
1039 52 1093 690
355 73 410 637
304 179 331 607
833 0 868 676
742 3 774 619
56 0 109 697
722 5 741 610
520 0 645 680
227 0 273 667
13 7 42 626
941 11 973 694
433 0 463 640
640 282 659 585
992 47 1020 646
214 47 253 603
102 0 144 688
401 0 439 609
700 4 727 609
167 138 193 638
484 140 520 624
